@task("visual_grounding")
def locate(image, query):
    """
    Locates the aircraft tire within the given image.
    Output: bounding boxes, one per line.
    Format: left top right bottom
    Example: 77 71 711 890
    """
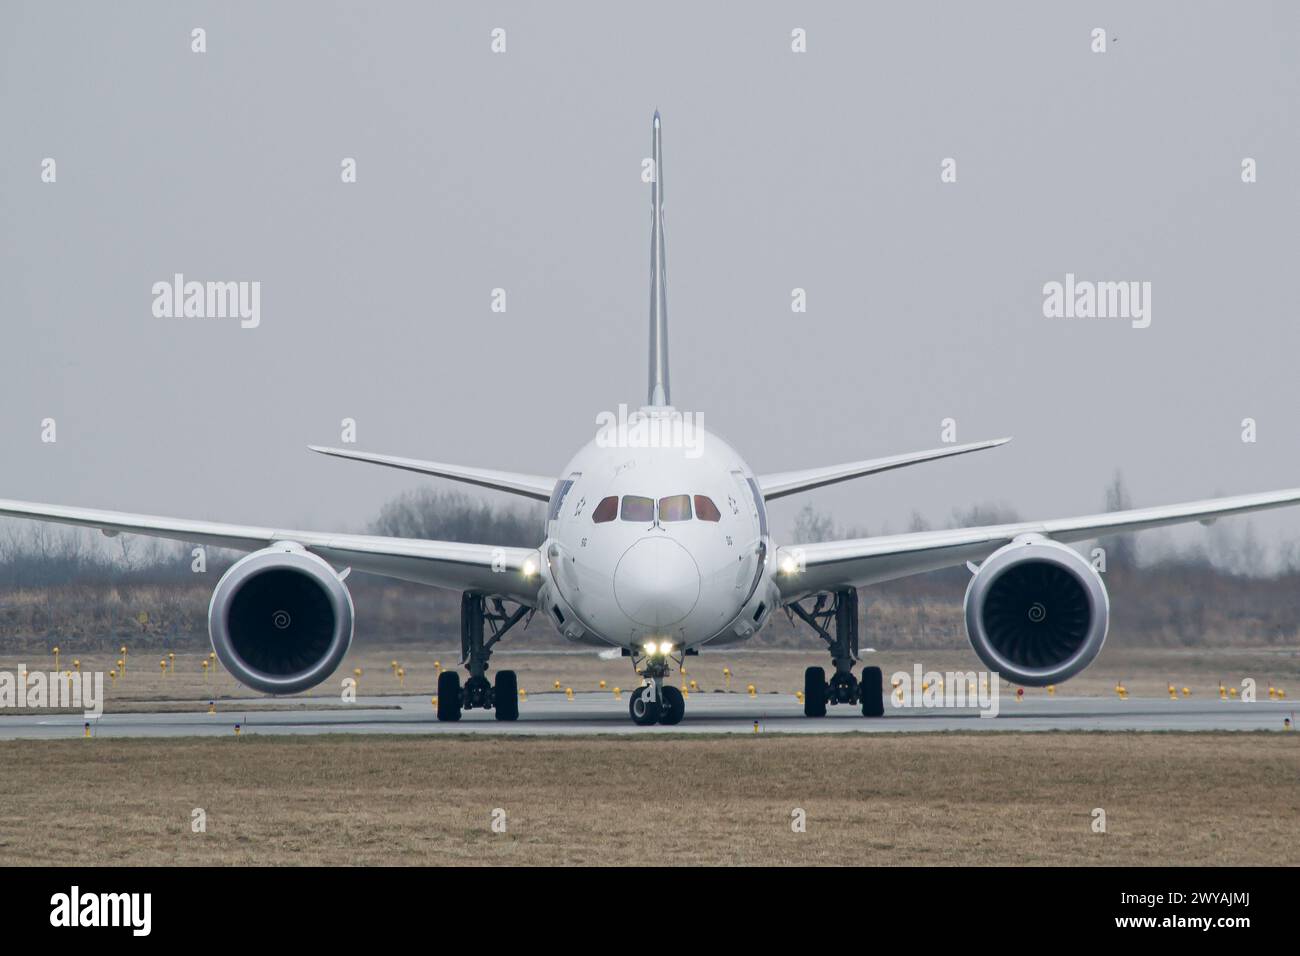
804 666 828 717
437 670 462 721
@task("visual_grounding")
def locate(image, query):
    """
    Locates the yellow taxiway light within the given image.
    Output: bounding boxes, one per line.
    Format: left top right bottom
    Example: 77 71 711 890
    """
52 646 60 672
434 660 442 674
1182 687 1190 697
796 690 804 703
747 683 757 698
431 696 438 709
613 686 621 699
553 680 562 690
72 659 81 674
689 679 698 691
120 646 128 672
723 667 731 690
1168 684 1177 700
109 669 117 684
397 667 405 687
1268 686 1277 699
565 687 574 700
168 652 175 673
201 660 210 680
1279 689 1287 700
159 660 167 676
519 688 527 701
1229 687 1238 699
1047 684 1056 696
599 679 607 689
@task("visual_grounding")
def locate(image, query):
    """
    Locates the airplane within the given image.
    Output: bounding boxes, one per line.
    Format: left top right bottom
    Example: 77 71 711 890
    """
6 111 1300 726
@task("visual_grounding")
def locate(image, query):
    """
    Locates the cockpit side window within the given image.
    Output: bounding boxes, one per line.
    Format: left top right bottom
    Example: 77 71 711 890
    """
620 495 654 522
592 496 618 523
745 477 769 536
694 495 721 522
547 481 573 522
659 494 692 521
548 473 581 522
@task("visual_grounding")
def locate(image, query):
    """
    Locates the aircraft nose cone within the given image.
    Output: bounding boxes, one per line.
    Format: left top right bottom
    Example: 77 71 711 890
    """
614 537 701 627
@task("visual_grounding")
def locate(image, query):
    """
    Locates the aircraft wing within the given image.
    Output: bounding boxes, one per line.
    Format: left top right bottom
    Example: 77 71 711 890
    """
308 446 555 502
0 498 542 603
757 438 1010 500
774 485 1300 602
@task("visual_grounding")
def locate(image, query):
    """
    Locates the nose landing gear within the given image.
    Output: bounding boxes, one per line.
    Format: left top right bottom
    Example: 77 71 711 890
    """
788 589 884 718
628 645 686 726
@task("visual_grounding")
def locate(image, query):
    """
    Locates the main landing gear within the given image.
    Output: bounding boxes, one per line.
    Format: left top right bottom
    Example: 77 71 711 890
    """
788 589 884 718
628 643 685 726
437 593 531 722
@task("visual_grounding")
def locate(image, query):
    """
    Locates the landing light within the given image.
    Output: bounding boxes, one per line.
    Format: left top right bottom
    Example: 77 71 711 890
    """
660 642 674 655
779 555 798 575
643 641 658 655
522 558 537 577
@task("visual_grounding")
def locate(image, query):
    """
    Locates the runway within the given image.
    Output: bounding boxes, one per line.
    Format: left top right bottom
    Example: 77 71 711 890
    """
0 692 1296 738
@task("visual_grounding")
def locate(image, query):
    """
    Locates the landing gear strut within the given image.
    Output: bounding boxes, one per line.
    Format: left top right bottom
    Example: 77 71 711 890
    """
628 644 685 726
788 589 883 718
437 593 531 722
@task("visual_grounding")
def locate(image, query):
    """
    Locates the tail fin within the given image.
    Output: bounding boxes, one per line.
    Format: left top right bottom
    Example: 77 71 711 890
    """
647 110 670 407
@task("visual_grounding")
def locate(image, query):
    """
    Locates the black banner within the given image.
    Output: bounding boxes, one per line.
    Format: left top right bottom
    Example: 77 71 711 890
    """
0 866 1278 941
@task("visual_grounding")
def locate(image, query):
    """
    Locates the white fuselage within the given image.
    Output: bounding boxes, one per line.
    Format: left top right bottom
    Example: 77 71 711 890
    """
536 407 778 651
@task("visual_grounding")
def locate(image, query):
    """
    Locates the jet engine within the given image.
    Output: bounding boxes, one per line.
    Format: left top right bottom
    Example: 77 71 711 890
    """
963 535 1108 686
208 544 354 694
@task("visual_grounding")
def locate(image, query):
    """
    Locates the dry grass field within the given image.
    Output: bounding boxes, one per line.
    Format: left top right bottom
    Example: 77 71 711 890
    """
0 733 1295 866
1 644 1295 713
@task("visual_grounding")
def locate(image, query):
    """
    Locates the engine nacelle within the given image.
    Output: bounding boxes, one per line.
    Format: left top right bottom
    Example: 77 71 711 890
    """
208 544 354 694
963 535 1108 686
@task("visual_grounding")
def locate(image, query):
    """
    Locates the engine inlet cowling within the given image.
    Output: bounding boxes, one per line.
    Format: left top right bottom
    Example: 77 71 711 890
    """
208 545 354 694
963 536 1108 686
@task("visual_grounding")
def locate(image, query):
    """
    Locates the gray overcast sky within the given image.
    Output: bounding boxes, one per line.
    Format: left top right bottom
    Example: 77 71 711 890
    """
2 2 1298 561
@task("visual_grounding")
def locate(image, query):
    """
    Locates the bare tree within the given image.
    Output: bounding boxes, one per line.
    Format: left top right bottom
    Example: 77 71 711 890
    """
791 504 836 544
1101 470 1137 570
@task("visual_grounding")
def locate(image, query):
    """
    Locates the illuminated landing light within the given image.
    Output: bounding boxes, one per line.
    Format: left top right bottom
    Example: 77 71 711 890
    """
643 641 659 656
779 555 799 575
522 558 538 578
660 642 674 655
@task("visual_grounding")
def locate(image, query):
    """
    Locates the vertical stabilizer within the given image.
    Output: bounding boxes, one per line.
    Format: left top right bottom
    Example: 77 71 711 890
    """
647 110 670 406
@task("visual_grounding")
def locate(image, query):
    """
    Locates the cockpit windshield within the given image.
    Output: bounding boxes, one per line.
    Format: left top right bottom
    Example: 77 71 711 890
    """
593 494 724 524
620 496 654 522
658 494 691 521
